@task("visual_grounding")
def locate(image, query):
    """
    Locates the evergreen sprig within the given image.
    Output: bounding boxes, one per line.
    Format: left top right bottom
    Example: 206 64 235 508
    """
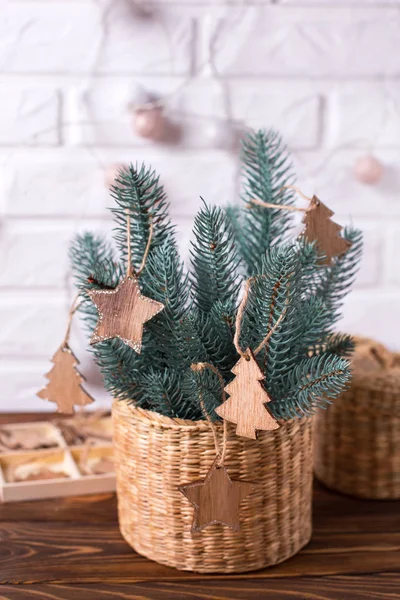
273 354 352 419
230 129 296 275
190 202 242 377
69 129 362 422
110 164 175 290
191 201 242 313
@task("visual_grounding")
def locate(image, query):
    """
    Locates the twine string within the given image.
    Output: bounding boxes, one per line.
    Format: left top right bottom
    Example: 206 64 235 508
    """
250 184 314 214
126 209 153 278
234 278 291 359
190 362 228 467
254 285 291 356
62 293 81 348
126 210 132 278
233 278 253 360
137 220 154 277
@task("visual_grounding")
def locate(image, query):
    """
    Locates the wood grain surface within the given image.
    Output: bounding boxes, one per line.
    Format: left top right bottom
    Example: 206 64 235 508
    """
0 413 399 599
302 196 351 264
37 344 94 414
88 276 164 353
179 460 255 531
216 350 279 439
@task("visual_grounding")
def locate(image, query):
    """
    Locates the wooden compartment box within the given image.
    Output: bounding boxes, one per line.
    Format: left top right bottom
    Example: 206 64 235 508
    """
0 417 115 502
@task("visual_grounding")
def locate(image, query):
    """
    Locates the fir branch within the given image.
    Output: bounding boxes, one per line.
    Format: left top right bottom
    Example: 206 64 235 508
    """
239 129 296 274
144 241 209 369
110 163 175 286
271 354 351 420
129 367 197 420
68 130 362 422
240 244 300 355
69 232 124 333
190 201 242 313
312 332 355 359
196 300 238 379
189 366 224 422
314 227 363 324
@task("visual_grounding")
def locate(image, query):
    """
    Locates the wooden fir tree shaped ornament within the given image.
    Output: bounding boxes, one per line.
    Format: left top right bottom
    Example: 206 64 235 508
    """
251 185 352 265
214 279 289 440
180 363 255 532
216 349 278 439
301 195 351 265
37 298 94 414
37 344 94 415
88 215 164 353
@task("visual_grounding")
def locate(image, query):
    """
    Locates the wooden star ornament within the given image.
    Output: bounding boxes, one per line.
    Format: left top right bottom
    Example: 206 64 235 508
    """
87 276 164 353
179 459 255 532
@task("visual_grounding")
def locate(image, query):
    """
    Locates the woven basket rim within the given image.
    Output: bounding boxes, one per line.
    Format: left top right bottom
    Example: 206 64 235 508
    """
113 399 218 430
349 335 400 395
351 371 400 388
113 398 308 431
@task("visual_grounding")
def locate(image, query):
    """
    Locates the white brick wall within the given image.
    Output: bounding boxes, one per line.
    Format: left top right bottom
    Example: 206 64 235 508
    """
0 0 399 411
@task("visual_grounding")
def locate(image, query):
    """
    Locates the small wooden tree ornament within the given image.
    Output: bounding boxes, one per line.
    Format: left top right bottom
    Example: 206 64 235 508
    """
301 196 351 265
251 185 352 265
214 279 289 440
180 363 255 532
88 214 164 354
37 345 94 414
37 298 94 414
216 349 278 439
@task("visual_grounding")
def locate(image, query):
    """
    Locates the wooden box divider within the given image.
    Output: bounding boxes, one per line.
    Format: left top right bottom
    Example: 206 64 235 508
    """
0 417 115 503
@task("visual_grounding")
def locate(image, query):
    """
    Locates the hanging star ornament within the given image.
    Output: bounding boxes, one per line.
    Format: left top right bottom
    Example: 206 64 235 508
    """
87 276 164 353
179 460 255 532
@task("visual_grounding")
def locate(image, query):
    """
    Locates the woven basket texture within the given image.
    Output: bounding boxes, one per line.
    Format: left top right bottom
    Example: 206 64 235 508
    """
112 399 313 573
315 337 400 500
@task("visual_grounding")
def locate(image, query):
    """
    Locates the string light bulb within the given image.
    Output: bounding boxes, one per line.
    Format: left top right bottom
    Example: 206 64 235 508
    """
133 106 165 140
353 155 383 185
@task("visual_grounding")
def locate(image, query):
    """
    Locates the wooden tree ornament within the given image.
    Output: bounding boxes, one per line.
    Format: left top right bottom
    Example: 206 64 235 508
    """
37 345 94 414
216 349 278 439
88 215 164 353
180 363 255 532
301 196 351 265
215 279 289 439
251 186 352 265
37 298 94 414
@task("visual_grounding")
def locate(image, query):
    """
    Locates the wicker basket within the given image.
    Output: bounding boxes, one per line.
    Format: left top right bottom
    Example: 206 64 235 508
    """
112 399 313 573
315 338 400 499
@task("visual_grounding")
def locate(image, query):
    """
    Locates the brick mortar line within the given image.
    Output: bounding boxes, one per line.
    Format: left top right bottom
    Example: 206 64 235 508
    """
1 75 400 81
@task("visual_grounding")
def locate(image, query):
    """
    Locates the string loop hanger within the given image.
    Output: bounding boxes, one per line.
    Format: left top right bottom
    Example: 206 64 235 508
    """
233 278 291 362
250 185 317 214
62 294 81 349
190 362 228 468
125 208 153 279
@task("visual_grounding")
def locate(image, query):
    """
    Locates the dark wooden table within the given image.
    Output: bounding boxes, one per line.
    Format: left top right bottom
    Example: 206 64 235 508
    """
0 414 399 599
